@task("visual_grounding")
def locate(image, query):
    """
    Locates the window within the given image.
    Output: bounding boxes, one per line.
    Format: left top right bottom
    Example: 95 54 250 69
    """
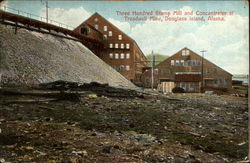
180 82 185 89
175 60 180 66
182 50 185 56
104 26 107 31
115 53 119 59
80 27 88 35
120 53 125 59
191 60 195 66
182 50 190 56
126 53 130 59
180 60 184 66
94 18 98 22
115 43 119 49
120 65 125 71
118 35 122 40
108 31 112 37
126 65 130 71
109 43 113 48
121 43 124 49
94 24 98 30
171 60 175 66
206 68 211 74
103 35 107 39
109 53 113 59
126 43 130 49
189 82 194 91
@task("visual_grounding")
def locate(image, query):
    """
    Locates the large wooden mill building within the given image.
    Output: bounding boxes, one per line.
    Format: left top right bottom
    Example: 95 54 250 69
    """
141 48 232 93
74 12 147 83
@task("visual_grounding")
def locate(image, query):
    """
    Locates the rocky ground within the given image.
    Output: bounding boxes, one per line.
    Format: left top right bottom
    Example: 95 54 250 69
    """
0 87 248 163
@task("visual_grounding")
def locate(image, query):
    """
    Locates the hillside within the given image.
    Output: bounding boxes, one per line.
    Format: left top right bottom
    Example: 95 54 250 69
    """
146 54 169 66
0 24 135 89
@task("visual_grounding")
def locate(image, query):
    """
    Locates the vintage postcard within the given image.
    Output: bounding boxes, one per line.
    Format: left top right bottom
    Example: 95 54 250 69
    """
0 0 249 162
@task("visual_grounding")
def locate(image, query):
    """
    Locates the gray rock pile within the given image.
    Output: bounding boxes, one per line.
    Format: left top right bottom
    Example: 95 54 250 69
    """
0 24 135 89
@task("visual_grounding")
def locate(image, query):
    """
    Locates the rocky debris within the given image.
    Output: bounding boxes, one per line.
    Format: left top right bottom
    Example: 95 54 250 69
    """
0 81 145 105
0 24 135 89
0 90 248 162
38 80 143 98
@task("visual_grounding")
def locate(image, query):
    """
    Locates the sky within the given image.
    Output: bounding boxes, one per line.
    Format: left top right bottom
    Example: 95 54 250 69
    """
0 0 249 74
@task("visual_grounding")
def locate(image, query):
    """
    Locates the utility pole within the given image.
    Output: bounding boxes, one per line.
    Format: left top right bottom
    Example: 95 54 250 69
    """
41 0 49 23
46 1 48 23
200 49 207 92
151 50 154 90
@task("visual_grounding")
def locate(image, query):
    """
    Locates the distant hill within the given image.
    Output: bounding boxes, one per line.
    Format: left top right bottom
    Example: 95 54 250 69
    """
146 54 169 66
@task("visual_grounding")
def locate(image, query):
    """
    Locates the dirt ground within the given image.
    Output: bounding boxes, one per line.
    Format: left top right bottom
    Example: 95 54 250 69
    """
0 88 248 163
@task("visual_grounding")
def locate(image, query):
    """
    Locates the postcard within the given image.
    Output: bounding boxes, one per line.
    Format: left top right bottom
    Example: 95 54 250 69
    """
0 0 249 162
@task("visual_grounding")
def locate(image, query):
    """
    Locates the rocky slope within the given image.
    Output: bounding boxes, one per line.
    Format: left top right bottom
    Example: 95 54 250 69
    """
0 24 135 89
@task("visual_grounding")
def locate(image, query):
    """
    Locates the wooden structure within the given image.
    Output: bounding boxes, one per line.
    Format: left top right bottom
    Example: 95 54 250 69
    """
141 47 232 93
157 82 175 93
74 13 148 82
0 9 104 55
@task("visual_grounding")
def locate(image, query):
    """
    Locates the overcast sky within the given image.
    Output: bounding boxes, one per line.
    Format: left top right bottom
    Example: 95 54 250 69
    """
1 0 249 74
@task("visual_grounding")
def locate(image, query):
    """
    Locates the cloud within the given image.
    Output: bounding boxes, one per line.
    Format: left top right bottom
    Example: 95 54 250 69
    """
107 18 131 34
39 5 248 74
39 7 91 29
119 6 248 74
0 0 8 9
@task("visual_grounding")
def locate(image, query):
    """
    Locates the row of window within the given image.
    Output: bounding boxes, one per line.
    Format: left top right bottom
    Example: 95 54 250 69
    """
109 43 130 49
145 69 218 75
144 78 229 86
213 79 229 85
94 24 123 40
104 32 123 40
94 24 108 32
112 65 130 71
109 53 130 59
171 60 201 66
206 68 217 74
179 82 198 91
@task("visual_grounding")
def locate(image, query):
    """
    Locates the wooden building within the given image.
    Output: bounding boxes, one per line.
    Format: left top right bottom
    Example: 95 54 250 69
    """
74 12 147 82
141 48 232 93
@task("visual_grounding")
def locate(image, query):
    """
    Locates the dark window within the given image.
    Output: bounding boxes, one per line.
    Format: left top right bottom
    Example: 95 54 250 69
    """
80 27 88 36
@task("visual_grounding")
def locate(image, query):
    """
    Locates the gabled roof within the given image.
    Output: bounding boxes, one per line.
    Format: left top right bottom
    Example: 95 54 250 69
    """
156 47 232 76
75 12 147 61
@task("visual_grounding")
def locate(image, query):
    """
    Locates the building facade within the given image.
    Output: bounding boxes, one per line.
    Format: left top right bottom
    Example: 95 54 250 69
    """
74 13 147 82
141 48 232 92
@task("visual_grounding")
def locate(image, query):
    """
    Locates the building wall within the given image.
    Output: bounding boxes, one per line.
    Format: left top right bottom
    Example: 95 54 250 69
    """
141 48 232 92
73 23 105 58
74 13 147 81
